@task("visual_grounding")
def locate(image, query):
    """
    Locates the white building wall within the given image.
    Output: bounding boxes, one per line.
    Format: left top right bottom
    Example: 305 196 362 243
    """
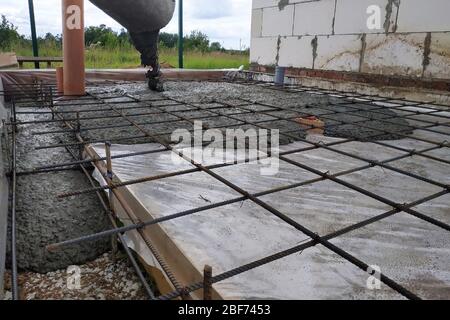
250 0 450 80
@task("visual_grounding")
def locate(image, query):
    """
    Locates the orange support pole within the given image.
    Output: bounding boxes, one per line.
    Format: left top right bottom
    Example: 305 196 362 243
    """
62 0 85 96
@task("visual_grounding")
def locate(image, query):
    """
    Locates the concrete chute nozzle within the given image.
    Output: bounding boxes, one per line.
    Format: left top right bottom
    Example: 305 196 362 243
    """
128 30 164 91
89 0 176 91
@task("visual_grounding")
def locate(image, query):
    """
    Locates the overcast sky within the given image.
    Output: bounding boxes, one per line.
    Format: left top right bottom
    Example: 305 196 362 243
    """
1 0 251 49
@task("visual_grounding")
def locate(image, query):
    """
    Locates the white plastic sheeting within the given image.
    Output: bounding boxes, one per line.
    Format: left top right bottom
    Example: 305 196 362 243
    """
91 131 450 300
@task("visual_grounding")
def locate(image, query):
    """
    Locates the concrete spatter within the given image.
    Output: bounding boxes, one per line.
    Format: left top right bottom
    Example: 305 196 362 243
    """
278 0 289 11
6 104 111 273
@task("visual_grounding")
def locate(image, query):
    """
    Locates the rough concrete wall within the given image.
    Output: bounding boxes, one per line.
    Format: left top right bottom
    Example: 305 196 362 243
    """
250 0 450 80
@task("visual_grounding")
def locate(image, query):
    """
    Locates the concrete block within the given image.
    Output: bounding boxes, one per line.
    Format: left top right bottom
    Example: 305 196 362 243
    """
362 33 426 77
278 36 315 68
396 0 450 33
262 5 295 37
423 33 450 80
315 35 363 72
250 37 279 66
334 0 398 34
293 0 336 36
251 9 263 38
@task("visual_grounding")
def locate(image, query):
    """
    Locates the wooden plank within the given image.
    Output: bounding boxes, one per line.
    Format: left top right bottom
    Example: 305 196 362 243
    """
0 53 18 69
16 56 63 63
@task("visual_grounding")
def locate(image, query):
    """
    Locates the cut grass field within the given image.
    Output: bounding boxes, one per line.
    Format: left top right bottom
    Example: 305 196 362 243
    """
8 43 250 70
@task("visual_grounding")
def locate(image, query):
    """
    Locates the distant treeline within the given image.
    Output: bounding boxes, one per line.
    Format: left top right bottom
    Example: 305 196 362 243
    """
0 15 244 53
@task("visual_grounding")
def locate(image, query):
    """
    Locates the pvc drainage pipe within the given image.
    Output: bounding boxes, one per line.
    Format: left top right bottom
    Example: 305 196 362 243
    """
275 66 286 86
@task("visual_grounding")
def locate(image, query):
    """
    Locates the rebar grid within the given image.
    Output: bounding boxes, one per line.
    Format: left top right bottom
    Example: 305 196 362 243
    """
4 77 450 301
46 89 187 298
3 81 159 300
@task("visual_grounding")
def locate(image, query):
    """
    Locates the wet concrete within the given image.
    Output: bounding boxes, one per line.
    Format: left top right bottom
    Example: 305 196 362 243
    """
62 81 413 147
161 81 413 141
6 105 111 273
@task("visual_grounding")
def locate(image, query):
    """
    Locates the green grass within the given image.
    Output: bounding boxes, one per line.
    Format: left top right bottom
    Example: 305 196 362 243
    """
6 43 249 69
160 48 249 69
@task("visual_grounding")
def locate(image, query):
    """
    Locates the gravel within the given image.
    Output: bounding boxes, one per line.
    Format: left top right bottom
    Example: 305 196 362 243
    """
3 252 151 300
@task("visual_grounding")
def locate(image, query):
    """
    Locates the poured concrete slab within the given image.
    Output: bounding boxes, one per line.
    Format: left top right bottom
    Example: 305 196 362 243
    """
90 131 450 300
331 213 450 299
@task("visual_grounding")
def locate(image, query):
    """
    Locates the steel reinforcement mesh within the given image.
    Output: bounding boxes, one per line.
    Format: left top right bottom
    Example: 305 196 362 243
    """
2 77 449 300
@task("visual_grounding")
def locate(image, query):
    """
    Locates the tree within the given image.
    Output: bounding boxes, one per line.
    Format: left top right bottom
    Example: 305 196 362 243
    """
0 17 219 54
209 42 222 52
159 32 178 48
85 25 119 48
42 32 61 45
117 28 132 47
0 15 21 50
184 30 209 52
37 32 62 51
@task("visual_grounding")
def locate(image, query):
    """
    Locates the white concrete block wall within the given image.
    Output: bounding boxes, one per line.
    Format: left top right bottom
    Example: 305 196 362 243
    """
334 0 398 34
250 37 279 66
262 5 295 37
278 36 315 68
424 33 450 79
251 9 263 38
362 33 426 77
293 0 335 36
315 35 362 72
250 0 450 81
396 0 450 33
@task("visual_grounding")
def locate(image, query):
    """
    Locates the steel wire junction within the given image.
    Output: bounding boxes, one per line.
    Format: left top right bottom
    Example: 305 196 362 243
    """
2 77 449 300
